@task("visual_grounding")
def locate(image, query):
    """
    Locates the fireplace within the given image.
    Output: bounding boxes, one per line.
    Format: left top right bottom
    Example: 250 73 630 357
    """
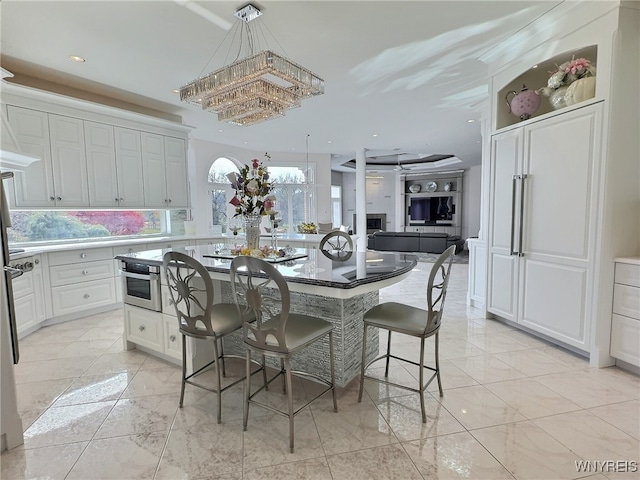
353 213 387 234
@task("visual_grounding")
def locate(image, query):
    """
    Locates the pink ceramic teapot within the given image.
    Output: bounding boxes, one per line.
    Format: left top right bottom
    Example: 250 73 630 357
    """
505 84 541 121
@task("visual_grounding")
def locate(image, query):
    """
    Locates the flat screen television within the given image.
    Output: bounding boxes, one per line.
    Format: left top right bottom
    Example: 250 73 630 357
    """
409 196 454 222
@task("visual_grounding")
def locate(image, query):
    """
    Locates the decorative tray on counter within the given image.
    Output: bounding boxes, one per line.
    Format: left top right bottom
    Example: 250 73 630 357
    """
203 253 308 263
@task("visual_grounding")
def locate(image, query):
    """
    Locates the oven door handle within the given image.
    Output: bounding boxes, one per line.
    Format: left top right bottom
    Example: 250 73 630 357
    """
121 271 159 281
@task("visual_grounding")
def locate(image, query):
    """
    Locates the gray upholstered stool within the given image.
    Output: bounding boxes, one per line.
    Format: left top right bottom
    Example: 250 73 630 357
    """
163 251 264 423
230 256 338 453
357 245 456 422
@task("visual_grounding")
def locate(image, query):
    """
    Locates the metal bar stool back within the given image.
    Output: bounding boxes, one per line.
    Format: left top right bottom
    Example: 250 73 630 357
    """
357 245 456 422
230 256 338 453
163 251 261 423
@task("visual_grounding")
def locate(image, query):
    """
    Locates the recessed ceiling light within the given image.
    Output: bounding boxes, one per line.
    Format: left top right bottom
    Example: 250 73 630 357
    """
372 134 378 137
172 89 179 93
218 129 223 133
327 140 332 144
467 119 476 123
69 55 85 63
532 64 539 69
244 141 248 144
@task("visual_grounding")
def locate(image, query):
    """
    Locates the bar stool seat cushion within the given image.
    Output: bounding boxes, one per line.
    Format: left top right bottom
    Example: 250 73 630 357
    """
260 314 333 351
364 302 439 337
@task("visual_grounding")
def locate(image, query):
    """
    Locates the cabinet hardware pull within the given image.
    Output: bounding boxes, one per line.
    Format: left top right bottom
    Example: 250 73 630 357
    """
83 294 90 299
49 196 55 201
168 199 172 203
82 270 89 275
510 175 519 255
56 196 61 201
115 198 119 202
34 259 39 265
169 335 176 342
518 174 527 257
120 198 123 202
139 325 145 332
80 253 87 258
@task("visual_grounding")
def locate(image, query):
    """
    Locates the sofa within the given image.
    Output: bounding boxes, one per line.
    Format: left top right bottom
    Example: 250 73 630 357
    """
367 231 463 254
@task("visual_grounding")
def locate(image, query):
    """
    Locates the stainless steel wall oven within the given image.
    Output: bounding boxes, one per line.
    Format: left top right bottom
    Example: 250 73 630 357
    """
120 260 161 312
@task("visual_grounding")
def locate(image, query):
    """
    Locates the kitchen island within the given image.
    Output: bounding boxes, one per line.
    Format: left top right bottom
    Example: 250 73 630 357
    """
116 245 418 387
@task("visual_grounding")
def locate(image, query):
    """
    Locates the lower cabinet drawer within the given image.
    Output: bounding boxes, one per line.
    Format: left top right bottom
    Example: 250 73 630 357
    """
50 259 114 287
51 278 116 317
125 305 163 351
613 284 640 320
611 314 640 367
163 314 182 360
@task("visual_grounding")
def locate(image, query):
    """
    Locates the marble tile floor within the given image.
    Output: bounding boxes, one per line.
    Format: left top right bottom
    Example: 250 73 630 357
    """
2 263 639 480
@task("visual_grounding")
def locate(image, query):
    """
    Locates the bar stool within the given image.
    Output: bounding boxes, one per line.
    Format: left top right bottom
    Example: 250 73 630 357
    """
319 230 353 253
358 245 456 422
230 256 338 453
163 251 263 423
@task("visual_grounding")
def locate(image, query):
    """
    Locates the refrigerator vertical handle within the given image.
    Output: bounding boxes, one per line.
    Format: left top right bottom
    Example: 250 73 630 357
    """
510 175 519 255
518 174 527 257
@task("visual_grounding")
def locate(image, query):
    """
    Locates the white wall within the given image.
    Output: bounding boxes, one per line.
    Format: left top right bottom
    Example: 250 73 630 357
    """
188 139 332 234
463 165 482 239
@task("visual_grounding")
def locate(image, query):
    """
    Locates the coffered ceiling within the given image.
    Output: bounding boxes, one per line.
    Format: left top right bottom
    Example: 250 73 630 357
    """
0 0 562 172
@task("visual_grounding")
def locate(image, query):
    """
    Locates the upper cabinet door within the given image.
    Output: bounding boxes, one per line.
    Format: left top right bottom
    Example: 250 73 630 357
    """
49 114 89 207
85 121 118 207
6 106 55 207
115 127 144 208
141 132 167 208
164 137 188 208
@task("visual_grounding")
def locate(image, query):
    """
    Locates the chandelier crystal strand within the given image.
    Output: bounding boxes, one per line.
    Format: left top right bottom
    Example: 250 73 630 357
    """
179 4 324 126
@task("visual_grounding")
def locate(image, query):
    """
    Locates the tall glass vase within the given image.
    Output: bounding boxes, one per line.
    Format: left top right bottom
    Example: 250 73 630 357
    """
243 214 262 251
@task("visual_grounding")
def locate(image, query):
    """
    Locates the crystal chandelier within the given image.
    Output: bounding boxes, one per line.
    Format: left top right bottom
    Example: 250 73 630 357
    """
179 4 324 126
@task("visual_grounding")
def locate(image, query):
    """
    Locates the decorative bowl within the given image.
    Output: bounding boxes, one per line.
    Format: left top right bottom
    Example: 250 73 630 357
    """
409 184 421 193
426 181 438 192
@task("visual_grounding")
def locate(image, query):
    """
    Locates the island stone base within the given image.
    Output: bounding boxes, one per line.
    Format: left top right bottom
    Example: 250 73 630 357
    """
217 282 379 388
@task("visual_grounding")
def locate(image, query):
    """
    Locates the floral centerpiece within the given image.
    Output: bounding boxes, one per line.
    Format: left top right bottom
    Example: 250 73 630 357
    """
298 222 318 234
227 153 277 251
538 57 596 109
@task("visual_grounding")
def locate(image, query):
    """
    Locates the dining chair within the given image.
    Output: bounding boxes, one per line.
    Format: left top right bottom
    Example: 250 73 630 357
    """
230 256 338 453
319 230 353 253
163 251 264 423
357 245 456 422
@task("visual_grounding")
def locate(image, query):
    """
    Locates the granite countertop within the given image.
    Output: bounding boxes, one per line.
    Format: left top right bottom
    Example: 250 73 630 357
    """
116 245 417 290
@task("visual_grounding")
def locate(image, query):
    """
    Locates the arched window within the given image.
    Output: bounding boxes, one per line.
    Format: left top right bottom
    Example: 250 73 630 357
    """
208 157 240 232
207 158 316 235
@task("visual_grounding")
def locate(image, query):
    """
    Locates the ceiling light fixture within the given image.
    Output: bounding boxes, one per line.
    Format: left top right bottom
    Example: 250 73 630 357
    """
69 55 85 63
179 3 324 126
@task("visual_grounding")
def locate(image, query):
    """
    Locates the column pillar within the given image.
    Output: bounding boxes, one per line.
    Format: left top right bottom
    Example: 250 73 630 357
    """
355 148 367 251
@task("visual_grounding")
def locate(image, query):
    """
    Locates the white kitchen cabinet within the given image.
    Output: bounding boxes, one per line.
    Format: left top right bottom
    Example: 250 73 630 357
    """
48 247 117 317
4 87 191 210
8 110 90 208
85 121 118 207
48 114 89 207
142 134 188 208
114 127 145 207
164 136 189 208
6 106 55 207
610 260 640 367
141 132 167 208
12 254 46 337
487 104 602 351
124 304 163 351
